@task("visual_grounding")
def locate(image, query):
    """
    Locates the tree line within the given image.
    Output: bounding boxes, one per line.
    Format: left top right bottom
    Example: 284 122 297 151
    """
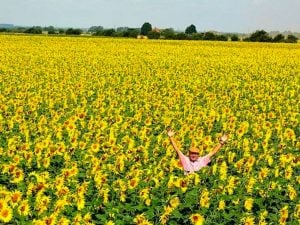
0 23 298 43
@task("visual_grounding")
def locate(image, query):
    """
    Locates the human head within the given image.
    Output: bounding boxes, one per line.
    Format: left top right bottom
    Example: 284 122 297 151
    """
189 147 199 162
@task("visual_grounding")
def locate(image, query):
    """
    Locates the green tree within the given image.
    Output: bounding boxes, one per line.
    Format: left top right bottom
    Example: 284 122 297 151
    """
185 24 197 34
161 28 175 39
24 26 42 34
285 34 298 43
102 29 115 36
147 31 160 39
141 22 152 35
45 26 56 34
216 34 228 41
272 34 285 42
175 32 188 40
88 26 103 33
126 28 140 38
249 30 272 42
116 27 129 33
0 28 8 32
231 34 239 41
66 28 82 35
191 33 204 40
203 32 216 40
58 29 65 34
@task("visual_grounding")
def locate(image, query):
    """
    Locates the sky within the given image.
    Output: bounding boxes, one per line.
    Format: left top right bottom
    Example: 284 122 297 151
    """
0 0 299 33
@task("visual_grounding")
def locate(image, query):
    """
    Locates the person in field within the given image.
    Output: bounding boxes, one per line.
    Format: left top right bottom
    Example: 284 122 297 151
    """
167 128 228 175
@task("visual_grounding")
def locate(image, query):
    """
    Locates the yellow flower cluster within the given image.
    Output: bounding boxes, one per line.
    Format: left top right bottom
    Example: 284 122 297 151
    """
0 35 299 224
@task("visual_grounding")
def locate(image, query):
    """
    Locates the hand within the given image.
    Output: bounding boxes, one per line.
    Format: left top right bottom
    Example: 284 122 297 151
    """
167 127 175 137
219 133 229 145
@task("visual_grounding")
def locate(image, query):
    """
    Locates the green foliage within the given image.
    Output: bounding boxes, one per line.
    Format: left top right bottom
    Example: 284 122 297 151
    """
248 30 272 42
24 26 43 34
0 28 9 32
141 22 152 35
191 33 204 40
124 28 140 38
88 26 104 33
185 24 197 34
216 34 228 41
285 34 298 43
147 31 160 39
161 28 175 39
44 26 56 34
245 31 298 43
102 29 116 36
58 28 65 34
175 32 188 40
230 34 240 41
273 34 285 42
203 32 216 40
66 28 83 35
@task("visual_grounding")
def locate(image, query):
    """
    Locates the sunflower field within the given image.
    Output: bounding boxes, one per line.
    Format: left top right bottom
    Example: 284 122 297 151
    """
0 35 299 225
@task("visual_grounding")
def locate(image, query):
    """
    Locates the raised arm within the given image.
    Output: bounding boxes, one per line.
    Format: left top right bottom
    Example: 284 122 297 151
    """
167 128 190 170
207 134 229 158
167 128 181 154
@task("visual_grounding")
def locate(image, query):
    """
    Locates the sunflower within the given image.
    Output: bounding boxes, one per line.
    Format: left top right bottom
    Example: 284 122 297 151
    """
57 217 71 225
54 198 69 213
120 191 126 202
236 127 245 138
169 196 180 208
232 198 240 205
218 200 225 210
285 166 293 180
36 195 51 214
76 197 85 211
42 157 51 168
258 167 269 182
56 186 70 197
0 206 13 223
294 204 300 219
43 215 57 225
10 169 24 183
77 112 86 120
134 213 153 225
244 198 253 211
175 178 188 193
90 143 100 153
10 190 22 206
145 198 151 206
128 177 139 190
246 177 256 194
0 199 8 212
17 200 30 216
219 161 228 181
242 216 255 225
279 206 288 225
79 141 87 149
190 213 204 225
139 188 149 200
284 128 296 141
199 189 210 208
287 185 297 200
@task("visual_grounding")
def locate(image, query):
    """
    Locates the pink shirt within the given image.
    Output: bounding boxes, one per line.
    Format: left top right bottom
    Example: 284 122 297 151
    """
177 150 211 175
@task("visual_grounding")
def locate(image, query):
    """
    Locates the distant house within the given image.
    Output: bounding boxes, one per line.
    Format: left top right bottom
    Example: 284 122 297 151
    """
152 27 161 33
